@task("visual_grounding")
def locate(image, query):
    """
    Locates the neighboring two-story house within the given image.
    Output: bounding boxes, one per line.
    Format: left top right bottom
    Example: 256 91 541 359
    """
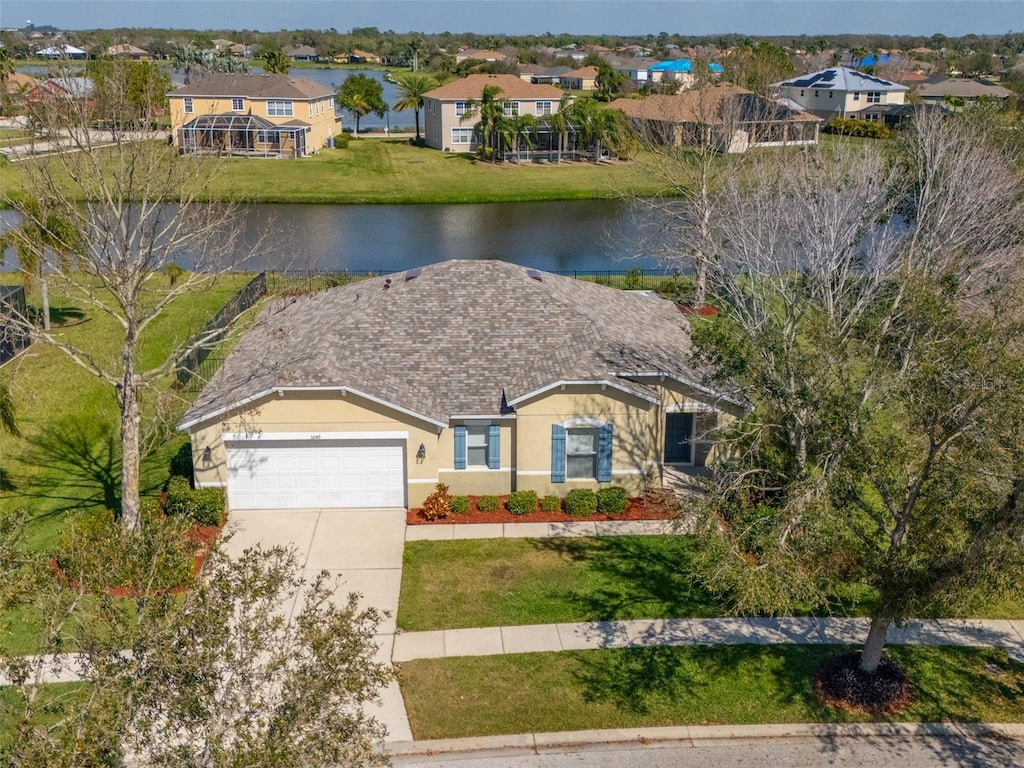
422 74 564 152
167 73 339 159
772 66 908 119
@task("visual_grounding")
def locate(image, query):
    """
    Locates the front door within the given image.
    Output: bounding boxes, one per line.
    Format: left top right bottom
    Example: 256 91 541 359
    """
664 412 694 464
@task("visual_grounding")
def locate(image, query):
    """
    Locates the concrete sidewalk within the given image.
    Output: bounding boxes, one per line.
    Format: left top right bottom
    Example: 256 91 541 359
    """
405 518 683 541
393 616 1024 662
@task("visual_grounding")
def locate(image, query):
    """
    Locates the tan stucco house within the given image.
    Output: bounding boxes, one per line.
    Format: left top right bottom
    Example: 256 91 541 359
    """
559 66 598 91
422 74 564 151
772 66 908 119
168 73 339 158
611 84 821 153
178 260 743 511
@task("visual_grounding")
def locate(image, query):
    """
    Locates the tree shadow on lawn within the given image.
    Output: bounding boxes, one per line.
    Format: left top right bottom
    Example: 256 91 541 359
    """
0 468 15 492
531 535 722 621
11 415 122 514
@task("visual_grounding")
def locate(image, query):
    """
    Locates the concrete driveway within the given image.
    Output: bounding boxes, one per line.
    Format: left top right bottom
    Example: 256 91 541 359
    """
222 507 412 742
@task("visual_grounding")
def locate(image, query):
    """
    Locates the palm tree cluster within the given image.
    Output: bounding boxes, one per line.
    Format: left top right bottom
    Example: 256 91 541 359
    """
459 89 628 163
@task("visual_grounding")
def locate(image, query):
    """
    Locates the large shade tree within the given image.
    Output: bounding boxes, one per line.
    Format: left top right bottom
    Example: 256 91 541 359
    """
336 73 386 136
1 54 245 535
685 114 1024 690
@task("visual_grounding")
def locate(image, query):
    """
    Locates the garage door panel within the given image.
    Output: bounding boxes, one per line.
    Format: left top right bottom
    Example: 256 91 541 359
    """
226 439 406 510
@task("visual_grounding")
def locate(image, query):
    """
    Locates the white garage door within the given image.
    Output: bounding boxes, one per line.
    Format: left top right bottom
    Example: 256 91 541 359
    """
226 439 406 510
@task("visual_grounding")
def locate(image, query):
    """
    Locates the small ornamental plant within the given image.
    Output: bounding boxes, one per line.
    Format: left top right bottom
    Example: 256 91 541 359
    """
541 495 562 513
450 495 471 514
596 486 628 515
564 489 598 517
477 495 501 513
506 490 538 516
421 483 452 521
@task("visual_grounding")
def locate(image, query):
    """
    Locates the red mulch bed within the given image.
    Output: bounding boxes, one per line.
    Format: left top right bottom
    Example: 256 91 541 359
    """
49 516 226 598
408 492 676 525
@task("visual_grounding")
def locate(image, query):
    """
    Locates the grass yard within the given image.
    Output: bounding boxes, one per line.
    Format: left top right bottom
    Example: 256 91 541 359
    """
400 645 1024 739
1 139 671 206
398 537 1024 631
397 537 876 631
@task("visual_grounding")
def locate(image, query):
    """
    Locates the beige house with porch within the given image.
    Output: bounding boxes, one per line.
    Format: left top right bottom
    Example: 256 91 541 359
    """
179 260 744 511
167 73 339 158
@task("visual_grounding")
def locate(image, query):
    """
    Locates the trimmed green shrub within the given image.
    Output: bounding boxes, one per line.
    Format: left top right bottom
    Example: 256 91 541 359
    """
825 117 890 139
596 486 628 515
477 495 501 512
506 490 538 516
541 494 562 513
334 132 351 149
450 495 471 514
564 489 598 517
56 509 195 593
421 483 452 521
166 476 226 527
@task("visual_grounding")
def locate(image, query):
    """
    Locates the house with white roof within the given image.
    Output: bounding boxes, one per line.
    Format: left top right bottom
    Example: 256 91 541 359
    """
772 66 908 119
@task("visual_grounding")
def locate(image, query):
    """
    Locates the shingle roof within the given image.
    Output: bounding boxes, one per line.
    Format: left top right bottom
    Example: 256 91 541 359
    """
168 73 333 100
181 260 710 428
424 74 563 100
775 66 908 92
918 78 1011 99
563 66 599 79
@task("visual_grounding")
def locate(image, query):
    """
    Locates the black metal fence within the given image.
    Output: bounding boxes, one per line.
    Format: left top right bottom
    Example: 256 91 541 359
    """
174 272 267 390
265 267 687 296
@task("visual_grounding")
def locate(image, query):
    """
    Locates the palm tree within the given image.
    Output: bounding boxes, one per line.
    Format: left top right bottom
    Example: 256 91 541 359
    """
548 94 575 163
0 196 81 332
0 49 15 85
460 84 504 161
393 72 438 141
262 49 291 75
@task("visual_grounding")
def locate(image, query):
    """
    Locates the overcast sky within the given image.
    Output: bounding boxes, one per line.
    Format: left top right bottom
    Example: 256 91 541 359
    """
2 1 1022 37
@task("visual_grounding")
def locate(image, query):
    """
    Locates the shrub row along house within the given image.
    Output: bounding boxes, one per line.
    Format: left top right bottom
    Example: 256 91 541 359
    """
179 260 744 511
167 73 340 158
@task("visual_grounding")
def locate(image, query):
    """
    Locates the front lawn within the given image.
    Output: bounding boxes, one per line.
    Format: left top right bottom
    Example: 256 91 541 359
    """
399 645 1024 739
396 537 874 631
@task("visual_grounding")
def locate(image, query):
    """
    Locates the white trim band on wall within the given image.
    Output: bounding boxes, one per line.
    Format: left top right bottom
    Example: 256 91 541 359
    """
222 431 410 443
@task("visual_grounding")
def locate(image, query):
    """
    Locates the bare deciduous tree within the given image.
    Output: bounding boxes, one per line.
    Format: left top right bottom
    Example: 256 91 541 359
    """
688 117 1024 682
2 55 249 534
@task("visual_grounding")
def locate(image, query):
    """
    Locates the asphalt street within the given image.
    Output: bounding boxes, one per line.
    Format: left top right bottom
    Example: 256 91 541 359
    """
392 733 1024 768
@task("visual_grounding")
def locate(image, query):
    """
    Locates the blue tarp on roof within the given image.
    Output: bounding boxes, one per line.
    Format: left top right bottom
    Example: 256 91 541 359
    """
855 54 892 68
649 59 724 74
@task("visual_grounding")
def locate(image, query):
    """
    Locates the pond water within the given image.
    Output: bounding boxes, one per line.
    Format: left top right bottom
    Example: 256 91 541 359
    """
2 199 669 274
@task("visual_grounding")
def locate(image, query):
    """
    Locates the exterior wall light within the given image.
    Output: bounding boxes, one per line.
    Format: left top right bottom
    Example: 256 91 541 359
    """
416 443 426 461
202 446 212 465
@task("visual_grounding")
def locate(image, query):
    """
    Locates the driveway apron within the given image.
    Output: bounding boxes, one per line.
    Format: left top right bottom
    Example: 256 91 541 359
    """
223 507 412 741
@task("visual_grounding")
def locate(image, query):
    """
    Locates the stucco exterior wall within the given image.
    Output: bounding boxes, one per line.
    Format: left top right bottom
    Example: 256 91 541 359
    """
776 87 906 118
423 96 561 151
514 386 659 498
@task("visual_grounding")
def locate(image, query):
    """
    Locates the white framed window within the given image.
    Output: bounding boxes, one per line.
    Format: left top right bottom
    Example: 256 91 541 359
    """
853 91 861 101
867 91 882 104
466 426 489 467
503 100 520 117
455 101 469 116
451 127 473 144
535 100 552 116
566 427 598 479
231 97 244 111
309 102 313 117
267 100 293 117
183 97 193 114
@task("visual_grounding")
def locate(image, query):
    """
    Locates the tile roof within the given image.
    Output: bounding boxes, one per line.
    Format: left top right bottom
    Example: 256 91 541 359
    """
563 66 599 79
918 78 1012 99
181 260 711 428
424 74 563 100
775 66 908 93
610 85 821 124
168 73 334 100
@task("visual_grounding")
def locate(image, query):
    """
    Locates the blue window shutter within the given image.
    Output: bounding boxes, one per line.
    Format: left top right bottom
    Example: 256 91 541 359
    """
454 425 467 470
487 425 501 469
597 423 613 482
551 424 566 483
